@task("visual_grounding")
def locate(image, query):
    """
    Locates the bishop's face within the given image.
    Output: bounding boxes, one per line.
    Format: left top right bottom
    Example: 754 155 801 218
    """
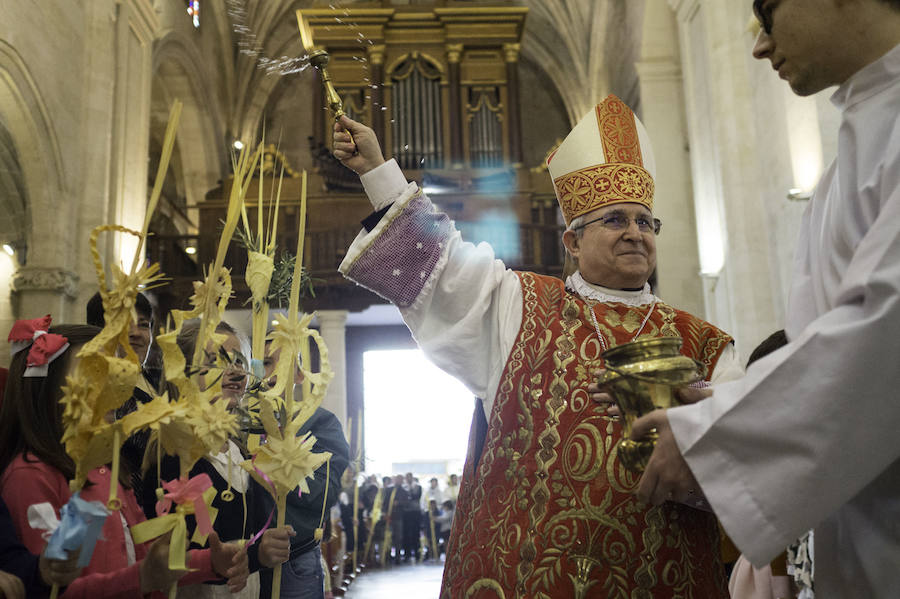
562 203 657 289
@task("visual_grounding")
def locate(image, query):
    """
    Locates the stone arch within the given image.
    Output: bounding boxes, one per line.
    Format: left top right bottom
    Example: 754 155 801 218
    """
519 0 643 125
152 29 227 218
0 118 27 253
234 16 306 145
517 54 570 169
0 40 76 357
260 69 318 175
0 40 69 268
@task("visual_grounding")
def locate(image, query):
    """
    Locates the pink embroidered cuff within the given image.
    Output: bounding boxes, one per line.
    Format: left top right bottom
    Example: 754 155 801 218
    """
341 191 452 308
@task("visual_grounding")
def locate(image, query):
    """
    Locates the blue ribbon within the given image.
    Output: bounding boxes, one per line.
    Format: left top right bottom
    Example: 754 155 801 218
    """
251 358 265 379
45 492 111 568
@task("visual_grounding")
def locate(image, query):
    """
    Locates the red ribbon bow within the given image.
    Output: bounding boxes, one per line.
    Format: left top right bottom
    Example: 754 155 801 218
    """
8 315 69 375
155 473 215 536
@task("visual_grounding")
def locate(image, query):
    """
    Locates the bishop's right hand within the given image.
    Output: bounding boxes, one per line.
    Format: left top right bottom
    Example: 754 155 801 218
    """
589 369 713 419
333 116 385 176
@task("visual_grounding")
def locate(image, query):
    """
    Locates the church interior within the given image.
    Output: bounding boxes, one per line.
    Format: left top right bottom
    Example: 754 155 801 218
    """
0 0 842 594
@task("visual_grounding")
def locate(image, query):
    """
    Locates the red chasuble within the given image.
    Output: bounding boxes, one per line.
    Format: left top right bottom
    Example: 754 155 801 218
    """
440 272 733 599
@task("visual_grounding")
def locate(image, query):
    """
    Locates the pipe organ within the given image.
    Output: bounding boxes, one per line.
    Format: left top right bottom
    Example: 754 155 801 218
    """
171 4 563 316
303 5 528 171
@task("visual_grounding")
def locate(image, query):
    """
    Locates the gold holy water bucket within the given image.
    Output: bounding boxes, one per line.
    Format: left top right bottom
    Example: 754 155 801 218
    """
597 337 706 473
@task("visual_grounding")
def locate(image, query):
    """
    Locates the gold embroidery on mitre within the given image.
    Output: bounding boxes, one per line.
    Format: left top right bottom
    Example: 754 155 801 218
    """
595 98 643 167
554 163 655 224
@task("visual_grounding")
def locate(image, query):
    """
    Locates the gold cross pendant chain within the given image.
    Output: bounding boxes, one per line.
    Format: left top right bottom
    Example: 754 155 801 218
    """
585 299 657 353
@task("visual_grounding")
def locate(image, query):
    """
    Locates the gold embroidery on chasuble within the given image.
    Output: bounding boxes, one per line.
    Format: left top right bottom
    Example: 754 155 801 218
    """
441 273 731 599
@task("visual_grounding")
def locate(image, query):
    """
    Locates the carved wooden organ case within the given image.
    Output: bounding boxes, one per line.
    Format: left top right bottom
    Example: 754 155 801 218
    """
304 5 528 172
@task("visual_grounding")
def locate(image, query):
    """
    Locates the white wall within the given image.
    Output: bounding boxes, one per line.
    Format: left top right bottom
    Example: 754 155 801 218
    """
636 0 705 318
665 0 840 361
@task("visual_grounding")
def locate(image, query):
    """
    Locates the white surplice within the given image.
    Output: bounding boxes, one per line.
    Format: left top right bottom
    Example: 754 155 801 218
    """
668 42 900 597
343 159 742 421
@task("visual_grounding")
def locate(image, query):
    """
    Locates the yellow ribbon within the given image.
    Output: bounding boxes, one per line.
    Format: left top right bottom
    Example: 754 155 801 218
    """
131 512 190 571
131 486 217 571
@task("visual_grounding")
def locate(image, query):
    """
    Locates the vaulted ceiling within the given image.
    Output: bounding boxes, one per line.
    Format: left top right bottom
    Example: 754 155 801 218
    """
148 0 645 212
155 0 644 135
521 0 644 123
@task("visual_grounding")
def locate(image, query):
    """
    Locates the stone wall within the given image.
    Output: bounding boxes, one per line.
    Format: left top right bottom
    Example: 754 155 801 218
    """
662 0 840 360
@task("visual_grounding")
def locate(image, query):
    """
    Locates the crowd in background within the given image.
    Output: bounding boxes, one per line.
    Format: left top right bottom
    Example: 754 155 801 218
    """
337 471 460 567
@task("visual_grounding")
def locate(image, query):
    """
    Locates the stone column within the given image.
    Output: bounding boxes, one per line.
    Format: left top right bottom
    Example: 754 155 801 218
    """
669 0 785 357
635 1 704 318
11 266 80 320
107 0 158 270
317 310 348 428
368 45 386 143
503 43 523 166
445 44 464 168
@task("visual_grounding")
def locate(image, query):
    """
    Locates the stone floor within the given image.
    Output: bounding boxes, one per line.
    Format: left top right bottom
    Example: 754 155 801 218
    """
342 561 444 598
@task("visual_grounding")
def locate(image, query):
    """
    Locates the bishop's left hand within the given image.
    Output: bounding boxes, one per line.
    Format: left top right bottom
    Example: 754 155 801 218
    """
589 369 621 418
631 410 702 506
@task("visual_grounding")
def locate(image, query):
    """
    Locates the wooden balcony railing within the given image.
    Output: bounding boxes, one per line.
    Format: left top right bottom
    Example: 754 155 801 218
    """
147 221 564 312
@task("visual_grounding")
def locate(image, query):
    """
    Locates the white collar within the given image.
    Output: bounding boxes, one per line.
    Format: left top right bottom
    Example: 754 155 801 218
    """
207 440 249 494
566 271 657 307
831 41 900 110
